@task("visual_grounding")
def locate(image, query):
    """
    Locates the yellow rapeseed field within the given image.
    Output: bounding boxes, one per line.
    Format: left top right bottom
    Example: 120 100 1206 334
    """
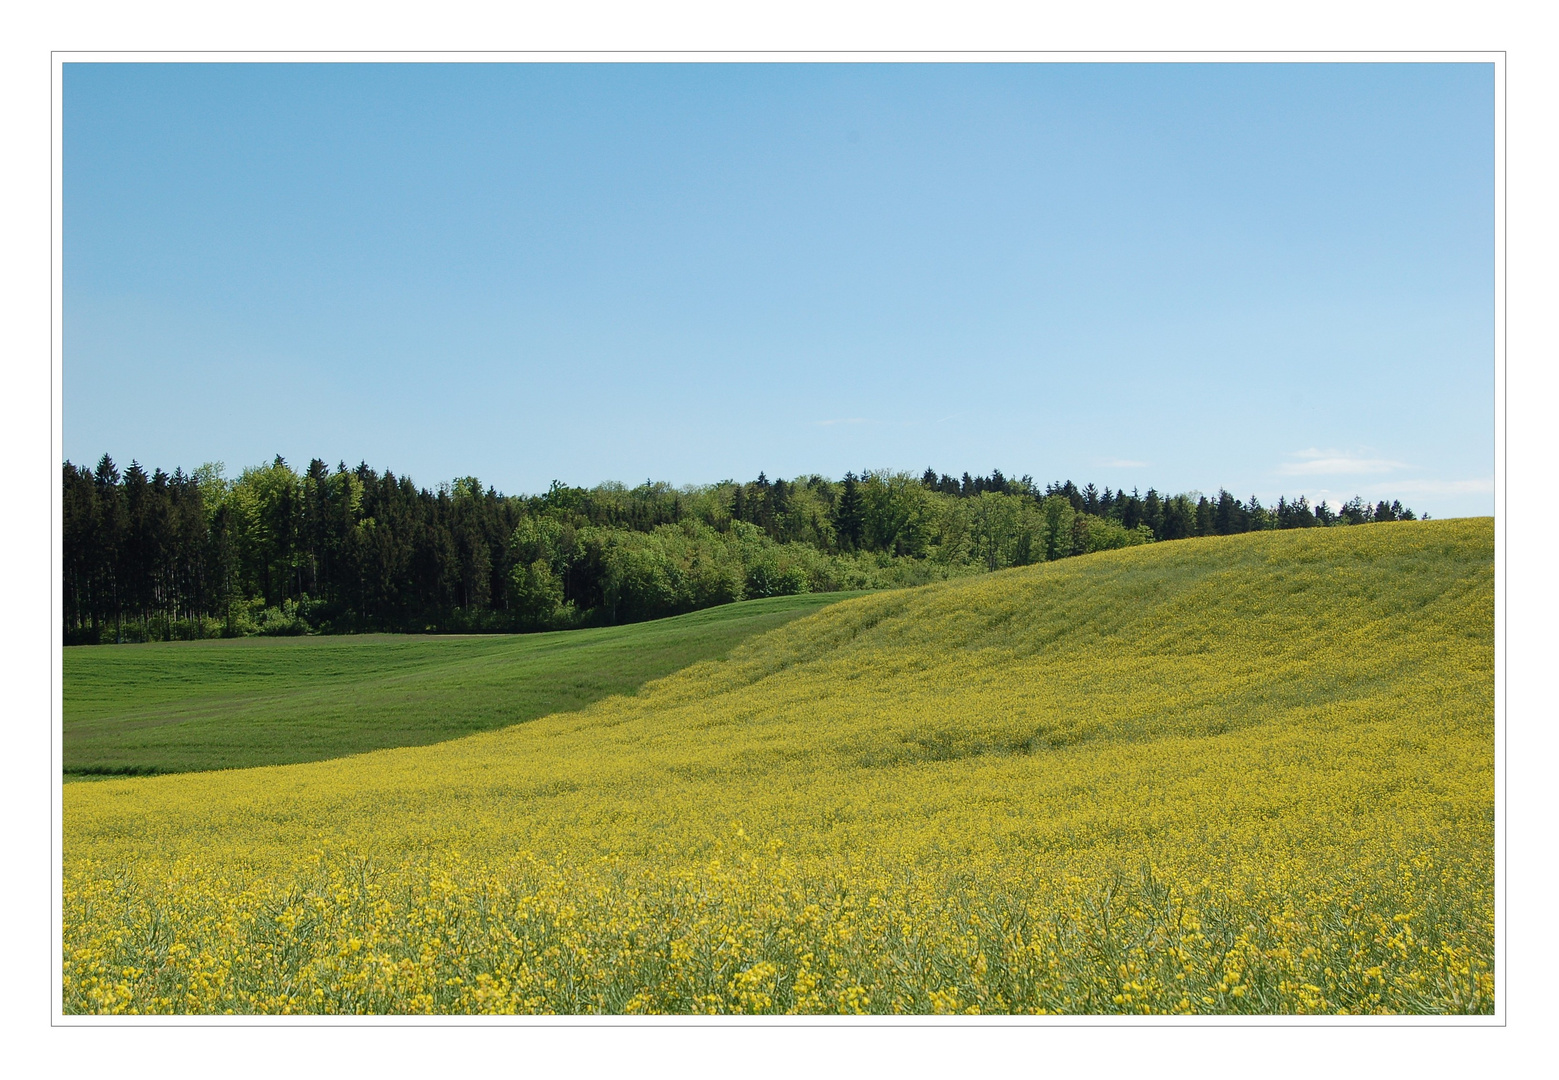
63 519 1495 1015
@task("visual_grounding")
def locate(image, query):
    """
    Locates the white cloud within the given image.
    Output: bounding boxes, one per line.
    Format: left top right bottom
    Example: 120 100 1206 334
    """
1383 477 1494 496
1280 477 1492 514
1276 448 1408 476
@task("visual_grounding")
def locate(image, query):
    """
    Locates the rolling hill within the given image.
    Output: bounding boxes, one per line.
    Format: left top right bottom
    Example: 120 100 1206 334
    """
62 519 1495 1014
63 591 863 776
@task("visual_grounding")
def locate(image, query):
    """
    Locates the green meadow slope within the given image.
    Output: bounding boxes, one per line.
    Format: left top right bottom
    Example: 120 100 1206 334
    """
63 591 863 776
64 520 1494 1014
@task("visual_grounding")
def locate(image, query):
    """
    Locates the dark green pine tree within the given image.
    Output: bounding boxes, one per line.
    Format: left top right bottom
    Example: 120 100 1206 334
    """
1120 488 1144 531
769 477 791 541
1214 489 1244 534
1245 495 1268 530
833 472 864 551
752 472 773 533
1082 483 1100 516
94 456 127 639
1142 488 1164 539
1160 494 1192 540
62 462 100 640
1194 495 1215 536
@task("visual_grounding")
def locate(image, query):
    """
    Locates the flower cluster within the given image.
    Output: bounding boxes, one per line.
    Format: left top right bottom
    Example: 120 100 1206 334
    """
63 519 1494 1015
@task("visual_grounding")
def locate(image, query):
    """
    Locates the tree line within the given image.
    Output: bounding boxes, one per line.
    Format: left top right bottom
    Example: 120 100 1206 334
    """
917 470 1418 538
62 455 1418 644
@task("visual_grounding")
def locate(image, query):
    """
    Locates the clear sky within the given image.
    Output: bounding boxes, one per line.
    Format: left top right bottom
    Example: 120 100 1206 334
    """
64 61 1495 516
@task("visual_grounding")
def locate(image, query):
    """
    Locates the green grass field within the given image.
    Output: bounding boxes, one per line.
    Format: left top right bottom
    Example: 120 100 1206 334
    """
63 591 863 777
63 521 1494 1014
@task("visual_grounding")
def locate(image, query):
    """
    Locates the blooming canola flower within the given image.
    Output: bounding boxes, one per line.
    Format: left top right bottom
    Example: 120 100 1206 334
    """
62 520 1495 1014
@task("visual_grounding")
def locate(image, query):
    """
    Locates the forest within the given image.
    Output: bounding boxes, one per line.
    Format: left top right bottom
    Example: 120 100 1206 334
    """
61 456 1419 644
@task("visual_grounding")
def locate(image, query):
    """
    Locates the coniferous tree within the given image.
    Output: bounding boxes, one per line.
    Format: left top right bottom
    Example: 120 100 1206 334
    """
62 453 1425 643
1245 495 1268 530
1160 494 1193 541
1142 489 1164 539
769 477 791 541
1082 483 1100 516
1119 488 1144 531
1194 495 1215 537
1214 490 1244 535
833 472 865 551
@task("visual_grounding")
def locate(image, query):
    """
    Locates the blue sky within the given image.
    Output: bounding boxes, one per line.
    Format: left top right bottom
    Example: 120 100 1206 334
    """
64 62 1495 516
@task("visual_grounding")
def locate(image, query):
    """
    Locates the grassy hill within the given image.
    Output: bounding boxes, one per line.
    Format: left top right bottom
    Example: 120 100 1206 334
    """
63 520 1495 1015
64 591 863 776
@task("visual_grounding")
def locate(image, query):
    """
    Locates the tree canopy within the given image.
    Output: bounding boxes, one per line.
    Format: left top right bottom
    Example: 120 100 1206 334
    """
62 455 1418 644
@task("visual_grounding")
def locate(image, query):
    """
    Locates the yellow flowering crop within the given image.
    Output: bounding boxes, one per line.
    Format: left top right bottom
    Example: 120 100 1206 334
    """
63 519 1494 1015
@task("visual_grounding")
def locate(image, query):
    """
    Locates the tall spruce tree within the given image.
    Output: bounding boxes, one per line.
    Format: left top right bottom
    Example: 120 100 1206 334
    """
833 472 864 551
